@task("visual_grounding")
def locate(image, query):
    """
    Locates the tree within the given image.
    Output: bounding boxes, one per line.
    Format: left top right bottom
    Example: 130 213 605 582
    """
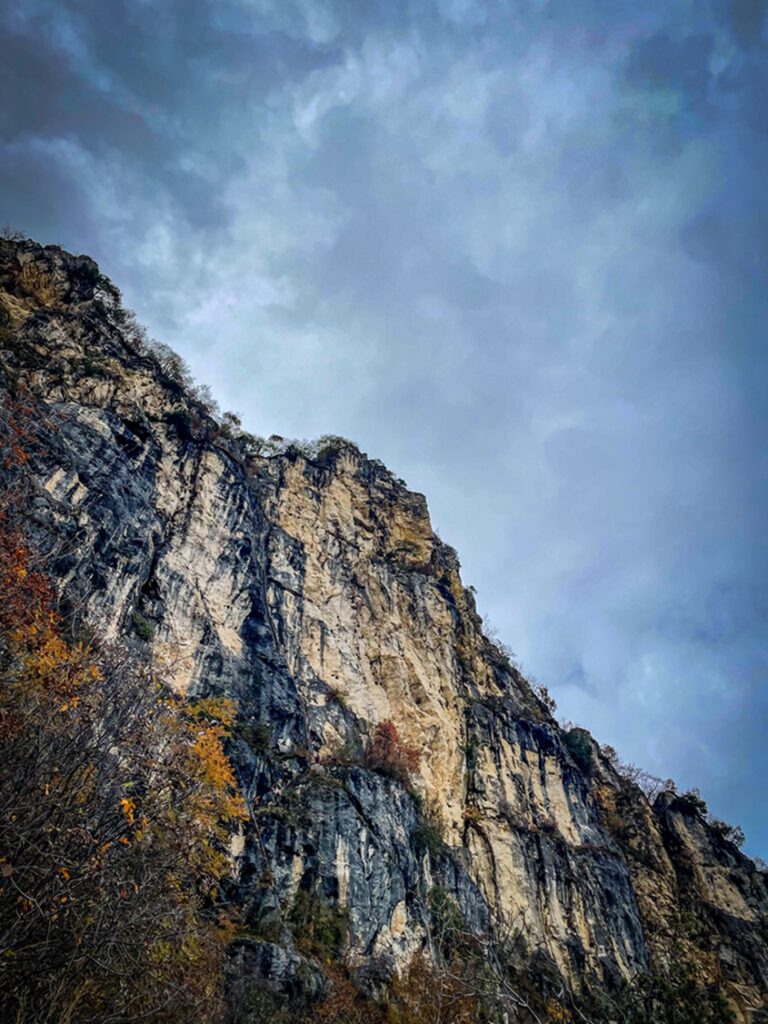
0 398 246 1024
708 819 746 848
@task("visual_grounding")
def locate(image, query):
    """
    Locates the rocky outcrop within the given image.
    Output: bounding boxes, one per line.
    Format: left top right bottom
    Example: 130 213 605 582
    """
1 237 766 1020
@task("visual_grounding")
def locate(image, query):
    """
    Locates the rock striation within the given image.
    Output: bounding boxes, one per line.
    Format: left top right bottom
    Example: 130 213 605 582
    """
1 237 766 1020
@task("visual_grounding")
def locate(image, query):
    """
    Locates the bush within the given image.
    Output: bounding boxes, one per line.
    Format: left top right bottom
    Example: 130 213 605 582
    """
463 736 479 770
671 789 709 818
481 616 515 661
74 355 109 378
327 685 348 710
388 951 488 1024
412 802 448 860
364 720 419 788
426 887 472 962
579 960 735 1024
562 728 593 772
288 889 349 958
132 609 155 640
320 737 362 768
709 818 745 848
78 259 101 289
312 961 386 1024
530 679 557 714
149 340 194 388
166 407 194 441
599 744 676 801
235 720 271 753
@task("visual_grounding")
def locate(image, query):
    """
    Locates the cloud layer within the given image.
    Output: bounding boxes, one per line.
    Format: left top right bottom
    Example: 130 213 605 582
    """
2 0 766 853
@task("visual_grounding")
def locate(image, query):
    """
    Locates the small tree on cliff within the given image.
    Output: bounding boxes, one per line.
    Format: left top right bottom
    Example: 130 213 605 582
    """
364 720 420 788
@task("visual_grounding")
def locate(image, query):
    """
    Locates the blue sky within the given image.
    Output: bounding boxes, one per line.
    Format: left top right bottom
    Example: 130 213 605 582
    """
1 0 766 855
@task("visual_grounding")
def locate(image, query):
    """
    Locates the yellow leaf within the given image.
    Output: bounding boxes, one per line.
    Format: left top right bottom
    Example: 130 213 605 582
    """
119 797 136 824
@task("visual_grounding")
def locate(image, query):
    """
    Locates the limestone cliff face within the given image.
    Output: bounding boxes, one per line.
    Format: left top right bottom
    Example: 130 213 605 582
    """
1 238 766 1019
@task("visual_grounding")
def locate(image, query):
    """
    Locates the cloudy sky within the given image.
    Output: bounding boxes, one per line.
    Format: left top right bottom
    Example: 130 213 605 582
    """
2 0 766 854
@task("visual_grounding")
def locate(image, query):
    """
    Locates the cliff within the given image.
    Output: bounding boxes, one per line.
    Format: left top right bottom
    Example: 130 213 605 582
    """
1 236 766 1022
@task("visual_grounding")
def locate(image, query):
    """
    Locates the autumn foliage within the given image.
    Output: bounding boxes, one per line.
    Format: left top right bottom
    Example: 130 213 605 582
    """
0 403 246 1024
364 720 420 788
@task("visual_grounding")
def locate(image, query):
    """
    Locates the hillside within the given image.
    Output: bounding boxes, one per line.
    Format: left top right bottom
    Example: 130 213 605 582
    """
1 236 766 1023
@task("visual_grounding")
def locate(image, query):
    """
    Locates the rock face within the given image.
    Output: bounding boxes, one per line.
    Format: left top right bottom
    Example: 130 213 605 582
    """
1 237 767 1019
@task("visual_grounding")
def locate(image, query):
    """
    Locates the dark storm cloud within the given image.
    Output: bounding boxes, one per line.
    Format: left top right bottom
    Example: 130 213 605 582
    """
721 0 768 48
2 0 766 853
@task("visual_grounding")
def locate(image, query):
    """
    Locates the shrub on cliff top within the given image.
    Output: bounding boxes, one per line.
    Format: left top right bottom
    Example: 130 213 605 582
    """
709 818 745 848
563 727 593 772
530 677 558 715
671 788 709 817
